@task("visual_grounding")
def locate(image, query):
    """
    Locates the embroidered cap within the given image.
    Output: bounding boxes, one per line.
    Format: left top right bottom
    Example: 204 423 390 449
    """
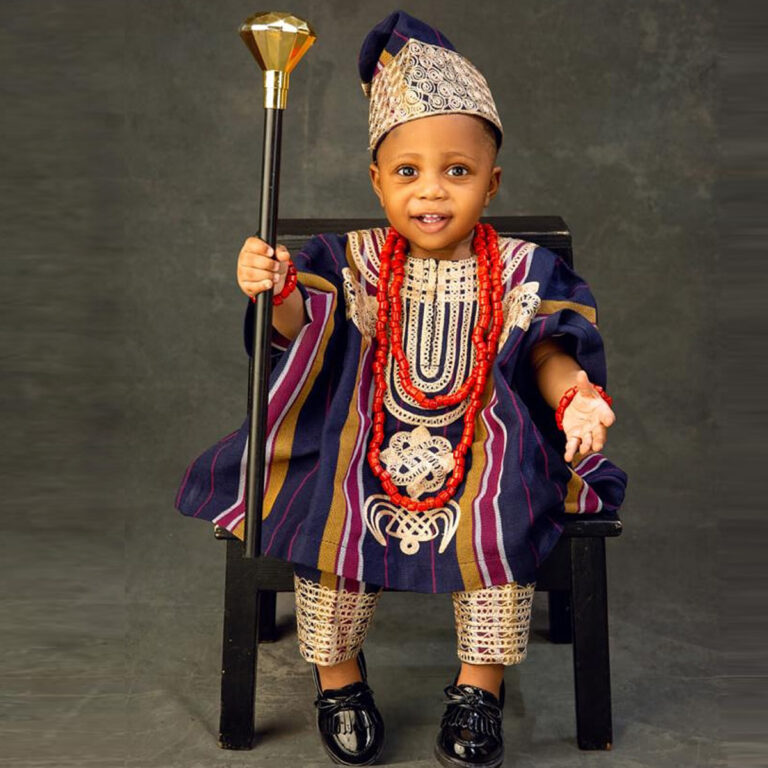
358 10 503 155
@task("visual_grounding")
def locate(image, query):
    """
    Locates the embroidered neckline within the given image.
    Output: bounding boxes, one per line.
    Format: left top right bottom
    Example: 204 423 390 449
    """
405 253 478 264
348 227 525 289
342 228 543 400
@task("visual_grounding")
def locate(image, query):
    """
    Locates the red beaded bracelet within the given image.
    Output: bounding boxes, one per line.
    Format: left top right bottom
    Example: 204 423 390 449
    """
250 259 298 305
272 261 298 305
555 383 613 431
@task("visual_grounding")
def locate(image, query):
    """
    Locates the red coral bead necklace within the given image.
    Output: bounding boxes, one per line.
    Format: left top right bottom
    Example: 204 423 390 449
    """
366 222 505 512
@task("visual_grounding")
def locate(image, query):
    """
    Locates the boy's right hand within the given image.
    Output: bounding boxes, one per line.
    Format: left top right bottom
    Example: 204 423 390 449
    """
236 237 292 300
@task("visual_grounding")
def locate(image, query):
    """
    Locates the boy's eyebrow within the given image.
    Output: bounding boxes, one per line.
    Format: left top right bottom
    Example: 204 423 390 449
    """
386 150 481 163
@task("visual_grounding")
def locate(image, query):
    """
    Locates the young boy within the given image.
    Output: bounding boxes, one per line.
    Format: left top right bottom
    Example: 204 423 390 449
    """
176 11 627 767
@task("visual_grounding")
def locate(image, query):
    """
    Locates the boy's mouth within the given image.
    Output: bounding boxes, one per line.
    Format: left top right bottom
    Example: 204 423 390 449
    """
412 213 451 232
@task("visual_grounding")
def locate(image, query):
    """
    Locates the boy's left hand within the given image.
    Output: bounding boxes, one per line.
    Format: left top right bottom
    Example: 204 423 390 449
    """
562 370 616 463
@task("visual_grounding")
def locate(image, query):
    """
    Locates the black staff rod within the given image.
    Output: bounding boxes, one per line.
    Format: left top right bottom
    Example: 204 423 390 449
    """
239 13 316 558
245 107 282 559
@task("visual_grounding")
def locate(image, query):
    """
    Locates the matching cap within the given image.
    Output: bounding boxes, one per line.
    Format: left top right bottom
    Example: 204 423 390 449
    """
358 10 503 155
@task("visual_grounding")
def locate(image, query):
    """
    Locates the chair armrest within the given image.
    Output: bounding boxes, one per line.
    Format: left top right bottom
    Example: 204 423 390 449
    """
558 512 623 538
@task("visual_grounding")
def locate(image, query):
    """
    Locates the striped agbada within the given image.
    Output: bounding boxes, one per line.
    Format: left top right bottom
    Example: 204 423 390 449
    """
174 227 627 593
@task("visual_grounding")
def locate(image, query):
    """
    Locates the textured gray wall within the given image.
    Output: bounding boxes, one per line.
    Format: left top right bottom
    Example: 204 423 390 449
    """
6 1 720 764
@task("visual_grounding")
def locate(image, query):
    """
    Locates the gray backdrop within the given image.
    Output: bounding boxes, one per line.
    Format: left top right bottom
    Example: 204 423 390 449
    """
6 1 722 766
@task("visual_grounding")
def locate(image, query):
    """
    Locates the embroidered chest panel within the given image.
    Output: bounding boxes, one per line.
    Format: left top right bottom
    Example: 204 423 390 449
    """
342 228 540 429
341 228 541 555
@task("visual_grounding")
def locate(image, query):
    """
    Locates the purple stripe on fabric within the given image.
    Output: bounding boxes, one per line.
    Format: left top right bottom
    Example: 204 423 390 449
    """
287 520 303 559
192 432 239 517
578 480 603 514
430 538 436 593
499 375 551 480
212 441 248 529
383 534 390 589
509 243 529 286
215 290 334 531
574 453 607 476
574 454 610 512
175 460 195 509
318 234 341 273
537 316 548 341
546 514 564 533
176 428 239 509
364 233 381 296
262 290 333 500
475 393 509 584
264 291 332 437
500 329 525 368
265 460 320 555
393 29 409 42
508 388 536 530
532 426 551 479
337 343 376 577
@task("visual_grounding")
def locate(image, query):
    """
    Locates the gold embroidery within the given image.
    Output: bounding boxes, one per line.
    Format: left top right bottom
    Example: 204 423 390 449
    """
378 425 455 498
498 281 541 346
294 574 381 665
342 265 378 337
367 39 503 152
363 493 461 555
452 581 536 665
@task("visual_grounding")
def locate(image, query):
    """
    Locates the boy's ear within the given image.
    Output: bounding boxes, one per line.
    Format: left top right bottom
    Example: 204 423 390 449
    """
484 165 502 207
369 162 384 208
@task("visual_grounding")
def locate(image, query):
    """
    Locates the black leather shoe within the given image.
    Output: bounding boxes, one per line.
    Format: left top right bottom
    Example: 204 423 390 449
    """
312 650 385 766
434 673 506 768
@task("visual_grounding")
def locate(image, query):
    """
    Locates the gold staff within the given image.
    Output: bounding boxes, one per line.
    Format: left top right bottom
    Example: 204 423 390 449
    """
239 12 316 558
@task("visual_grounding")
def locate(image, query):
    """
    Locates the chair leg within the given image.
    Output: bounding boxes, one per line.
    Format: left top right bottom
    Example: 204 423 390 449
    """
570 537 613 750
257 590 277 643
548 590 572 644
218 537 259 750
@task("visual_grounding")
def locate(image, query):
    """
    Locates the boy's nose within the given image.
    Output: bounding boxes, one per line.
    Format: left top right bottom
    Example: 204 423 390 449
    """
417 173 448 199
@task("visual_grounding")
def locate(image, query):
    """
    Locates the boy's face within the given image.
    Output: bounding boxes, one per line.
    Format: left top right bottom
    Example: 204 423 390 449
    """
369 114 501 260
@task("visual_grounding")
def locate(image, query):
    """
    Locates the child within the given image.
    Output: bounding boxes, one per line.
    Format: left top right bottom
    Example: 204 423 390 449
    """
174 10 627 768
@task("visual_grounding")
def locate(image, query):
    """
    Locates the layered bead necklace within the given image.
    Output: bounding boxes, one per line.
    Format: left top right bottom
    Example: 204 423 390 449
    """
366 222 505 512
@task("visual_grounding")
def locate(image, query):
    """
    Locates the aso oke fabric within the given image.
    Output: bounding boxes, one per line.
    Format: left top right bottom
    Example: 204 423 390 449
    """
174 228 627 593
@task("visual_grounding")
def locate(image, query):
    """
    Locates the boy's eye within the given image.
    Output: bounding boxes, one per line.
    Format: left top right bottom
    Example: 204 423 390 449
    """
447 166 469 177
395 166 417 177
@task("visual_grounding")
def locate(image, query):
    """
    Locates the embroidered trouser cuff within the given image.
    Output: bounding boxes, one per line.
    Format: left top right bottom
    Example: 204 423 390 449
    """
452 581 536 666
294 564 535 667
293 564 383 667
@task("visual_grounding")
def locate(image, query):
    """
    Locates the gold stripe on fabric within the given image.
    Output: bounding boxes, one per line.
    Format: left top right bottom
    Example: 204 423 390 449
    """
319 570 339 589
317 235 369 573
538 300 597 325
563 467 585 513
454 376 496 591
316 334 371 572
263 271 338 519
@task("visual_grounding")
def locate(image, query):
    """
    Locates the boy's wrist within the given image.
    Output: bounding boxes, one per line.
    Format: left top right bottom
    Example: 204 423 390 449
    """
533 350 582 411
272 285 307 342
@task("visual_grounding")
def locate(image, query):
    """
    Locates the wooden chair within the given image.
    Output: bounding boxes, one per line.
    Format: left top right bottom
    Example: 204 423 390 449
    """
214 217 623 752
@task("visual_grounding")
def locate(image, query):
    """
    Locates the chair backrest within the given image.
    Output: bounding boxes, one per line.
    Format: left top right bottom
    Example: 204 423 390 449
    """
275 216 573 267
